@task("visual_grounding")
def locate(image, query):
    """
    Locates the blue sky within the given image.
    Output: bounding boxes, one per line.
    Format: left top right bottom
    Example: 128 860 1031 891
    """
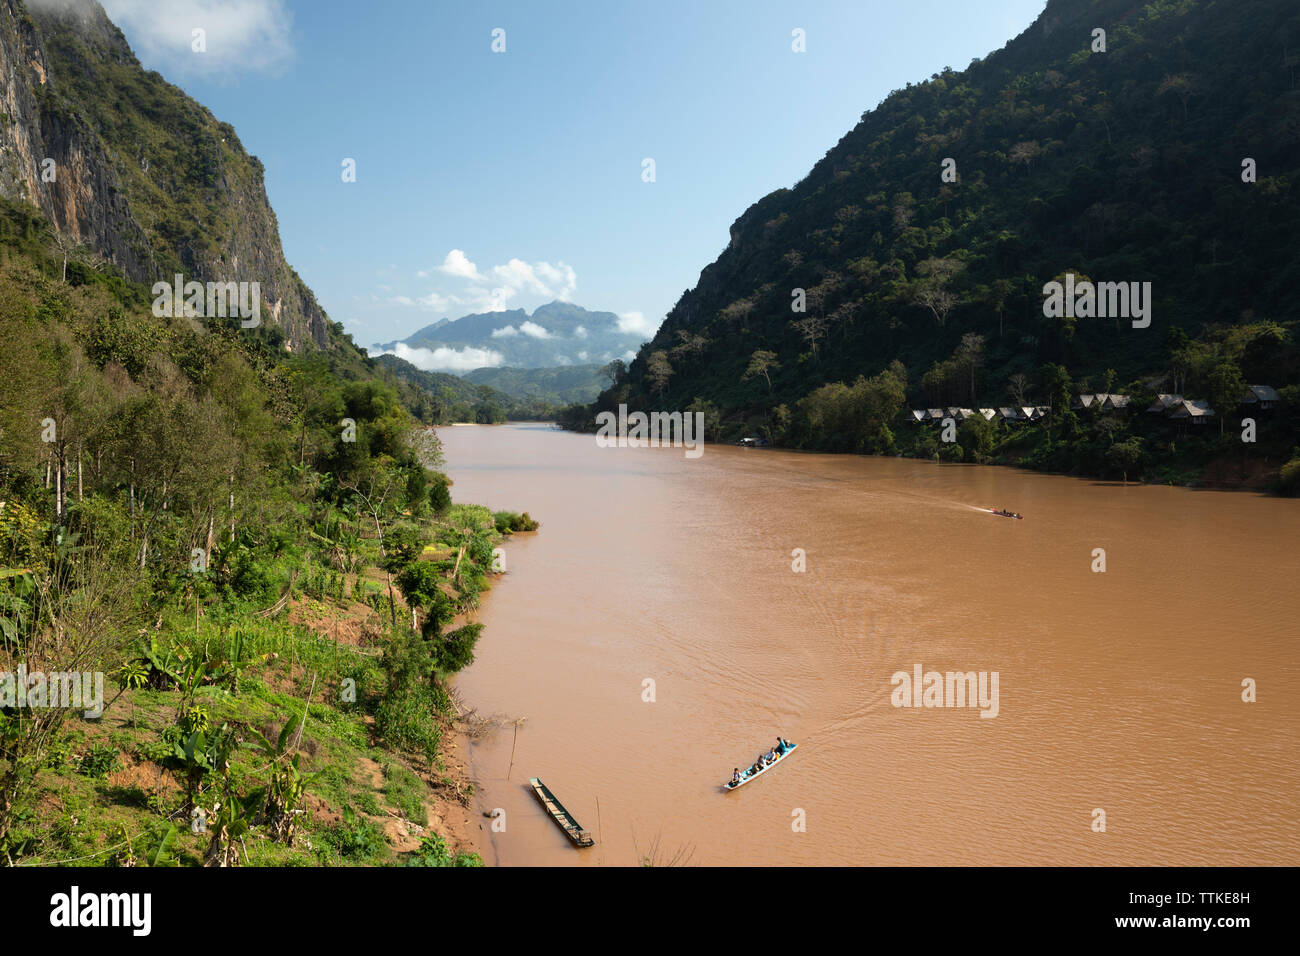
100 0 1047 361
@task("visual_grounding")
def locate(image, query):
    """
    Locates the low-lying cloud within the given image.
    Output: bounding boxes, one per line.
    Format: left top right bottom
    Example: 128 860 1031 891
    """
371 341 503 373
617 311 659 337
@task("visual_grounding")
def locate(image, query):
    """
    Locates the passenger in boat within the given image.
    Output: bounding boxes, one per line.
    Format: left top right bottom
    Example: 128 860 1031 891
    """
766 748 777 763
776 737 789 755
732 768 741 785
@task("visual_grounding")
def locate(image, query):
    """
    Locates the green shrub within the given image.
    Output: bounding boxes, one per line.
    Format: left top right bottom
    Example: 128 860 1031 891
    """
1279 456 1300 496
404 834 482 867
77 744 119 779
492 510 540 534
326 805 385 860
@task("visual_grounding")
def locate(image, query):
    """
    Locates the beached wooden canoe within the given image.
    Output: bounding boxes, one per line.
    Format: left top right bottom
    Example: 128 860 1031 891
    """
723 742 797 791
528 777 595 847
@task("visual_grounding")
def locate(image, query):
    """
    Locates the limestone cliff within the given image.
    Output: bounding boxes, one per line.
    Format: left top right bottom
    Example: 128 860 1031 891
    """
0 0 332 349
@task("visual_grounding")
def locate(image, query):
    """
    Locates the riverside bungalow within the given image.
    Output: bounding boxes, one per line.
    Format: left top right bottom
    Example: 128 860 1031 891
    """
910 409 927 423
1147 393 1183 413
1168 399 1215 424
927 408 944 421
1100 394 1131 411
978 408 997 421
1019 406 1037 421
997 407 1021 422
1240 385 1281 409
1032 405 1052 420
1071 393 1098 410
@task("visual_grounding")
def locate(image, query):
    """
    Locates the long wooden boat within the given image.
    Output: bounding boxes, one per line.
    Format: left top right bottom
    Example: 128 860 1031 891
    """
528 777 595 847
989 508 1023 520
723 742 797 792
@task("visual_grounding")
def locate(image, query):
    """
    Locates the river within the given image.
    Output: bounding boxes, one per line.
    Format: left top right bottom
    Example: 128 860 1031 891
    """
441 422 1299 866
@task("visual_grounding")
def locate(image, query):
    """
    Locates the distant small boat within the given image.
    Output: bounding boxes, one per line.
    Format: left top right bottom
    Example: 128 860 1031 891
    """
989 509 1023 520
528 777 595 847
724 742 797 791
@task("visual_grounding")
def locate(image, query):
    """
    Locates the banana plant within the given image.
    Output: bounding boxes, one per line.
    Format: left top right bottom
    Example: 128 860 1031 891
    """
124 636 184 690
203 768 257 868
246 714 313 845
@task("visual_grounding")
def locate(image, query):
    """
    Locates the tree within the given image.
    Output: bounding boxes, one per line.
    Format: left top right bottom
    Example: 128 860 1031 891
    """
646 351 673 399
913 258 964 326
1007 373 1031 407
743 350 780 392
1207 361 1246 436
990 279 1013 338
791 313 827 357
1107 437 1144 483
599 360 627 389
1008 140 1042 169
957 333 985 404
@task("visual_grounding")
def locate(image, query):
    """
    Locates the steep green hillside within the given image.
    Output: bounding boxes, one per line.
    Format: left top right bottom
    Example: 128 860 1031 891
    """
577 0 1300 488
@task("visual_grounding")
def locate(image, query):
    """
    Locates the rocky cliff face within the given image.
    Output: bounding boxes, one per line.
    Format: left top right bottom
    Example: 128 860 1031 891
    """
0 0 332 349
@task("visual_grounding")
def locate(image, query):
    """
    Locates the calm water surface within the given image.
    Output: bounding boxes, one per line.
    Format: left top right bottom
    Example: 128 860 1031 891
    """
442 423 1299 866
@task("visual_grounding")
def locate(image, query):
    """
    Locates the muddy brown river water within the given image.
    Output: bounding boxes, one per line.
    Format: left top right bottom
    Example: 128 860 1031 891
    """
440 423 1299 866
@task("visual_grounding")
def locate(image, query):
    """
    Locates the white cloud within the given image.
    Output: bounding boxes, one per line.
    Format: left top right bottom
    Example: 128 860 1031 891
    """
577 350 589 361
371 342 503 372
99 0 295 77
617 311 659 336
438 249 482 281
519 321 551 339
574 325 588 338
379 250 580 321
490 325 518 338
418 291 456 313
623 350 637 361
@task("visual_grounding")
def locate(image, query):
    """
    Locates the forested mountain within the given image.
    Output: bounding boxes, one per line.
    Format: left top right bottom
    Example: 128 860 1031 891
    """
372 301 643 370
580 0 1300 487
0 0 334 349
373 353 567 421
462 364 605 404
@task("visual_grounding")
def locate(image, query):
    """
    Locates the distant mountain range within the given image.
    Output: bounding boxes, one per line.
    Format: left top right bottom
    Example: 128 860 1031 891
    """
463 365 605 404
369 301 647 371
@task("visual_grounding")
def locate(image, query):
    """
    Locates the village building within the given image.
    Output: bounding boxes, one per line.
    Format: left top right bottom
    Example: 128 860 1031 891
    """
1147 393 1183 413
1239 385 1281 409
1167 399 1215 424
